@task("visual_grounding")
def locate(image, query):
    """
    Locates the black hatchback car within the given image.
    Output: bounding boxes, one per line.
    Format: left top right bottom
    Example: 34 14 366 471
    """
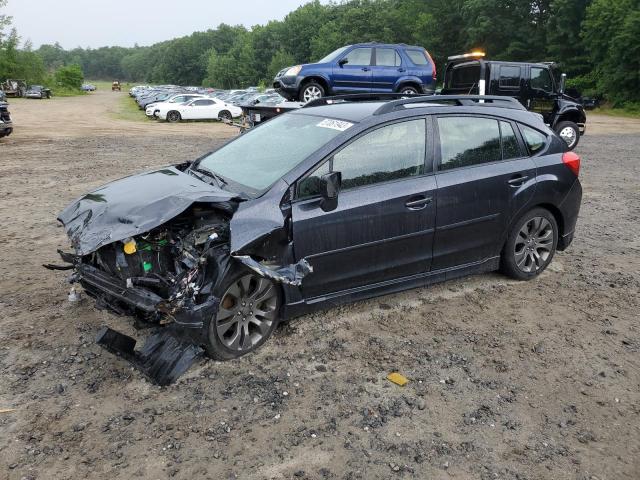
54 94 582 361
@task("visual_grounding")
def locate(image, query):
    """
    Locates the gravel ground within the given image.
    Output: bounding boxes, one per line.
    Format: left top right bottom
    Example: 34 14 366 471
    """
0 92 639 480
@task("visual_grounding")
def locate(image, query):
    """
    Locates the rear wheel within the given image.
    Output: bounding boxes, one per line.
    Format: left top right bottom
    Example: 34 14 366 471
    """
206 269 280 360
555 121 580 150
501 208 558 280
399 85 419 95
166 110 181 123
218 110 232 122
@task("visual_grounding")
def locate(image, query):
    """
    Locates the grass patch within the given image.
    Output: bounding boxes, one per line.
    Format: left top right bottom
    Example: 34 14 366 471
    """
111 93 149 122
591 106 640 119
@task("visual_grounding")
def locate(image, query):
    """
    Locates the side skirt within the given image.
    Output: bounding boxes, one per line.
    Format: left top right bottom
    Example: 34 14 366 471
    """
282 256 500 319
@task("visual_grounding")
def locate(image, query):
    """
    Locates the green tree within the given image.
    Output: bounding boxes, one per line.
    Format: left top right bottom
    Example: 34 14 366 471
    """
267 49 296 81
54 64 84 89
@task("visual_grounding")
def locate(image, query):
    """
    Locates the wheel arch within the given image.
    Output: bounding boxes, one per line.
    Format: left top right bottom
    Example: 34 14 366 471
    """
394 77 423 93
300 75 330 94
554 108 585 128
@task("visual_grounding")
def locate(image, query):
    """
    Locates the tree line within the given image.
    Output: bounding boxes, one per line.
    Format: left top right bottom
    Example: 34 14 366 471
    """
2 0 639 106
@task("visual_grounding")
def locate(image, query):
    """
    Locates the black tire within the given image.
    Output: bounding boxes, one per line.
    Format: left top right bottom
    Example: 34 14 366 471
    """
205 265 281 360
554 121 580 150
501 207 558 281
299 81 325 103
218 110 232 122
398 85 420 95
166 110 181 123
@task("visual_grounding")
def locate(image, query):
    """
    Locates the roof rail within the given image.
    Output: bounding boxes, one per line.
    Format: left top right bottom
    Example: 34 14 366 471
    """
304 93 416 109
372 95 526 115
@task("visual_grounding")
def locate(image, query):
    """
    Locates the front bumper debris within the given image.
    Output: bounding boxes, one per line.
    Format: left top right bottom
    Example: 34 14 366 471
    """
96 326 204 386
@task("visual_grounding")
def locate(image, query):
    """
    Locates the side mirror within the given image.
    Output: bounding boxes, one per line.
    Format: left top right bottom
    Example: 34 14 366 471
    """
338 58 349 67
559 73 567 94
319 171 341 211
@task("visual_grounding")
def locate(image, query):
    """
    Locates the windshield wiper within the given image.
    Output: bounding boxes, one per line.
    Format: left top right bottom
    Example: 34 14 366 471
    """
191 166 228 188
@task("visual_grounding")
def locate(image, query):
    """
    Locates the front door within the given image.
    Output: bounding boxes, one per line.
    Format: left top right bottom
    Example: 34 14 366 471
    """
332 47 373 94
432 115 536 270
292 118 436 299
526 66 557 124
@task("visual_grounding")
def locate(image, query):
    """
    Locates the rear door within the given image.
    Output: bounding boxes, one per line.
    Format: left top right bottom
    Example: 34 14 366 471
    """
292 118 436 298
332 47 374 94
371 47 403 93
492 64 525 105
432 115 536 270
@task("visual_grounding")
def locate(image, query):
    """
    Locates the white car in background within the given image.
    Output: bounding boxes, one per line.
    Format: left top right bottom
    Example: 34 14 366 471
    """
158 98 242 123
145 94 206 118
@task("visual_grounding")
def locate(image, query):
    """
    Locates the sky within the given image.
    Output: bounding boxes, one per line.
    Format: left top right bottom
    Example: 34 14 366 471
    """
3 0 322 49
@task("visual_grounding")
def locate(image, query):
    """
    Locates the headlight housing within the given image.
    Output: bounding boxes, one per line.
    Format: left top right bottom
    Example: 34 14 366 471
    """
285 65 302 77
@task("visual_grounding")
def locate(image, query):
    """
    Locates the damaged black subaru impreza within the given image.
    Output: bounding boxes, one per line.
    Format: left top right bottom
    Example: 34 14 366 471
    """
51 94 582 383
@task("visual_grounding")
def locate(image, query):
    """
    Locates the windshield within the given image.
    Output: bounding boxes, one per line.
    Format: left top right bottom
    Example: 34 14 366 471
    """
317 46 350 64
195 114 348 194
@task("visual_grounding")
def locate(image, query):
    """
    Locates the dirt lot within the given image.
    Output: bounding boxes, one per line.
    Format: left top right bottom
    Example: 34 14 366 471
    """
1 91 639 480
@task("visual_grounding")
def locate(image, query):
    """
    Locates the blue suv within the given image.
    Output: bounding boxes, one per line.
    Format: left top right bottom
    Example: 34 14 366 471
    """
274 43 437 102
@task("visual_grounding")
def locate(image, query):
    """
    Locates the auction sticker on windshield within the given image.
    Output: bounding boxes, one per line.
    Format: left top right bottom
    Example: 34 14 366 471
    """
317 118 354 131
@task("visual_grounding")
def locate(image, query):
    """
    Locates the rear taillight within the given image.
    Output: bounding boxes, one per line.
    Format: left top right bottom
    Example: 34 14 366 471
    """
426 51 437 81
562 151 580 177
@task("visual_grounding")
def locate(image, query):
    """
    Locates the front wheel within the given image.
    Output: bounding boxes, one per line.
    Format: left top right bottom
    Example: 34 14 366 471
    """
501 208 558 281
206 269 281 360
555 121 580 150
166 111 181 123
299 81 325 103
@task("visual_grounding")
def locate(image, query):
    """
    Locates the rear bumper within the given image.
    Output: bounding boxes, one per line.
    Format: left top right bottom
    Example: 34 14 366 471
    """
557 178 582 251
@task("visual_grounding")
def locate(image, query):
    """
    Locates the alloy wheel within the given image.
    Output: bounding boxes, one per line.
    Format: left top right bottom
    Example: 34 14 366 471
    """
215 274 278 351
401 88 418 95
219 111 232 122
303 86 322 103
167 111 180 122
514 217 554 273
559 126 577 148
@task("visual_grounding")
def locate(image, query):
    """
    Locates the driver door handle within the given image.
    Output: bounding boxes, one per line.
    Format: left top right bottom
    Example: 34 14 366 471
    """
405 196 432 210
361 67 370 72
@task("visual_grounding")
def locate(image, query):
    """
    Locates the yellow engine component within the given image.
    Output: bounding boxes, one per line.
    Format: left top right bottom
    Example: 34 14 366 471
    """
123 239 137 255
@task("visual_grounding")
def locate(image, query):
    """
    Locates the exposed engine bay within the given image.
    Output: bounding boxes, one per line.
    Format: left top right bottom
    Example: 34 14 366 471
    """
47 164 313 384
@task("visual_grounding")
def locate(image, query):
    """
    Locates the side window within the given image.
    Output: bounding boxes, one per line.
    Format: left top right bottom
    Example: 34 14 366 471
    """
193 100 214 106
342 48 373 66
333 119 426 189
298 161 330 199
449 64 480 89
499 66 521 89
520 124 547 155
438 117 501 170
530 67 552 92
500 121 522 159
406 50 429 65
376 48 401 67
297 119 426 198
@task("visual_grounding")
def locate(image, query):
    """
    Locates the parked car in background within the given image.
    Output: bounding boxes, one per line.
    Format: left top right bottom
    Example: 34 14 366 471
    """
442 52 586 150
145 93 206 117
0 90 6 102
25 85 52 99
112 81 121 91
0 100 12 138
1 79 27 98
82 84 97 92
274 42 437 102
157 97 242 122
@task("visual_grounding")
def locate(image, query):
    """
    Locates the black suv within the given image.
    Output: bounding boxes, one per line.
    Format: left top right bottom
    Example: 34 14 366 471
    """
442 53 586 150
54 94 582 367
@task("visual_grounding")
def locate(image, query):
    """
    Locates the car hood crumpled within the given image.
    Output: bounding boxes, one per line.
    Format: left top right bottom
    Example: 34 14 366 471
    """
58 166 238 256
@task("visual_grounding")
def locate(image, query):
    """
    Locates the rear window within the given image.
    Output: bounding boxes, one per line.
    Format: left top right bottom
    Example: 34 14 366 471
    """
438 117 501 170
499 66 521 89
448 64 480 89
405 49 429 65
520 125 547 155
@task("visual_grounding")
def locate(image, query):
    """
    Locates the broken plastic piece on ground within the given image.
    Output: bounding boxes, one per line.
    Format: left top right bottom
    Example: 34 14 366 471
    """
42 263 74 271
96 326 204 386
387 372 409 386
68 287 81 302
233 255 312 286
0 408 17 414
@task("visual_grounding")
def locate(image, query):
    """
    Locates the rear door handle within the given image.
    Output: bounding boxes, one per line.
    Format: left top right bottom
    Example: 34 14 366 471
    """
398 68 406 72
405 196 432 210
508 175 529 187
361 67 370 72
